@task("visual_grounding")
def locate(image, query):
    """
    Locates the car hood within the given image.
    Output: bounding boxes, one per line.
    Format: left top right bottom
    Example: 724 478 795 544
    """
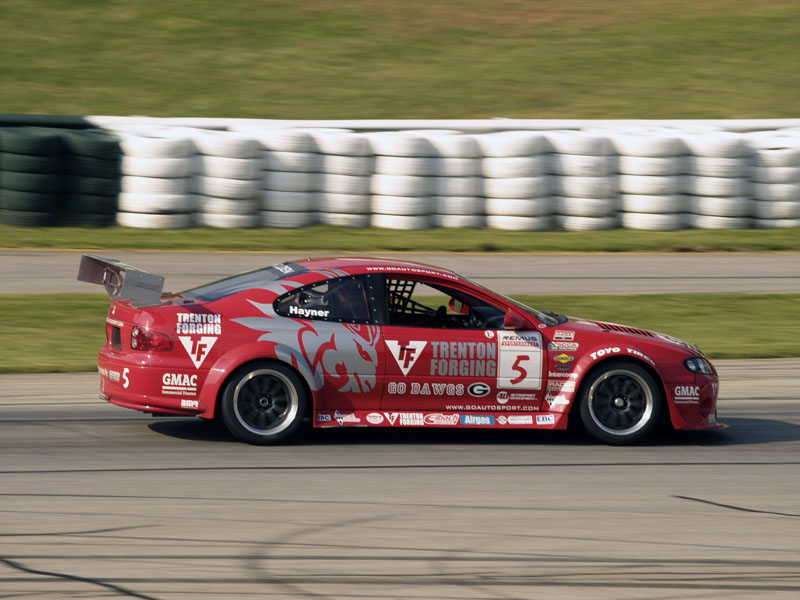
561 316 705 357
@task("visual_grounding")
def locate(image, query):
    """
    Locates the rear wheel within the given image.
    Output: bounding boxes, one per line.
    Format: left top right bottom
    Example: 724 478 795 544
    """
220 362 307 444
578 361 661 445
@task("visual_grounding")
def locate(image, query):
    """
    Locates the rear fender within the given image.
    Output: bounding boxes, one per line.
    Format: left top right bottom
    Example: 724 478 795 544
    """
198 342 317 419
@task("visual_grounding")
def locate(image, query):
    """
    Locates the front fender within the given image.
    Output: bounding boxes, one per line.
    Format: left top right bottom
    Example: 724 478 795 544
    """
197 341 316 419
567 344 675 419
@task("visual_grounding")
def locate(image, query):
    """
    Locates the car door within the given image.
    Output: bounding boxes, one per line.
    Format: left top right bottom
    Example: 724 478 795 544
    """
272 274 384 411
377 276 545 417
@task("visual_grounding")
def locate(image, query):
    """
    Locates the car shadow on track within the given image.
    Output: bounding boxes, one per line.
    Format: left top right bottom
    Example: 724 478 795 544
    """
148 416 800 447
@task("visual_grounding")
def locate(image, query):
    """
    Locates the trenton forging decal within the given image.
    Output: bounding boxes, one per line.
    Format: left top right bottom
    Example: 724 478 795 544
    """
497 331 543 389
429 341 496 377
234 299 380 393
177 312 221 369
674 385 700 404
386 340 427 375
553 330 575 341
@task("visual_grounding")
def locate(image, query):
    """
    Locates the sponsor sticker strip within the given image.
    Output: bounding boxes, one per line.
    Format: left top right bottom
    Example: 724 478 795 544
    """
313 410 565 429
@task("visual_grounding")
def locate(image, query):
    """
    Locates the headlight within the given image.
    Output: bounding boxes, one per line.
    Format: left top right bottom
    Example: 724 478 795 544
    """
684 357 713 375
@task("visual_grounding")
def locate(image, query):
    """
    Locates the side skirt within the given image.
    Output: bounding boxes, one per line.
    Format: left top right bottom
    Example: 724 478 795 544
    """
313 409 567 429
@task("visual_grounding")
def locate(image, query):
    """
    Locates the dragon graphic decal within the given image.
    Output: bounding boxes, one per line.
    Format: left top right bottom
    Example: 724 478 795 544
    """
233 299 380 394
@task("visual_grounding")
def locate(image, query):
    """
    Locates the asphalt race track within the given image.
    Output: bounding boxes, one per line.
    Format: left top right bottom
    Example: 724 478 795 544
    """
3 249 800 294
1 359 799 599
2 250 799 598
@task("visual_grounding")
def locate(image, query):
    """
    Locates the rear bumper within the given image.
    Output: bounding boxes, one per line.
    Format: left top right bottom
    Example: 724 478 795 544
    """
98 349 208 416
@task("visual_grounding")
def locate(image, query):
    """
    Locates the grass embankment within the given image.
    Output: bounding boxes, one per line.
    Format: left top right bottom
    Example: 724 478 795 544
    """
1 293 796 373
3 225 800 253
1 1 798 118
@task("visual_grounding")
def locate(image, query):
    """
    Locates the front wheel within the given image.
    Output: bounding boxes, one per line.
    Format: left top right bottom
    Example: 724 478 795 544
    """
220 362 307 444
578 361 662 445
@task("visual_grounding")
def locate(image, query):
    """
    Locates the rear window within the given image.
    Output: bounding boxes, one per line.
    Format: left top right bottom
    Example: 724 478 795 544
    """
182 262 308 302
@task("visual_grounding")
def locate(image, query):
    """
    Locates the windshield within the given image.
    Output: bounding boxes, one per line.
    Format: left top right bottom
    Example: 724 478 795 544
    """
182 262 309 302
461 276 563 327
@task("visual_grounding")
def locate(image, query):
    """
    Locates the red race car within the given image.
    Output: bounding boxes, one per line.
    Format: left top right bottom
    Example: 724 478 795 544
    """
79 255 724 445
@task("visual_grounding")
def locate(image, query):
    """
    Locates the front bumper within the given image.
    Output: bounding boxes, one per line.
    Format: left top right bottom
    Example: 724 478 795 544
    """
667 373 725 430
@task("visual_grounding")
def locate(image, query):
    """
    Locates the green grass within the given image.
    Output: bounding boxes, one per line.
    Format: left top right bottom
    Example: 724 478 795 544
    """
2 225 800 253
1 293 797 373
0 1 798 118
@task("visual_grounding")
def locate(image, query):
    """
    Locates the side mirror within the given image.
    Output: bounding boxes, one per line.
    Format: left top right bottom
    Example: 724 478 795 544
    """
448 297 469 314
503 311 527 330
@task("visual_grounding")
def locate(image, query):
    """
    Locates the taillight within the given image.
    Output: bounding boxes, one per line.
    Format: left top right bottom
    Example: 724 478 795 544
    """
131 326 173 352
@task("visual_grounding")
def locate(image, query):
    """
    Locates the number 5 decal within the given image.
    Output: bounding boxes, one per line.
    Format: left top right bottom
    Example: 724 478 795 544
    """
497 331 543 389
510 355 529 385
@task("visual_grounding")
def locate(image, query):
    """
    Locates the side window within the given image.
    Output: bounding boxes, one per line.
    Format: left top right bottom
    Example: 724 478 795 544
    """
385 278 506 329
275 276 371 322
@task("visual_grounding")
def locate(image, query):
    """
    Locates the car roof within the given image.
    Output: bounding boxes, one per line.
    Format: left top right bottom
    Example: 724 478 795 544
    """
291 256 463 281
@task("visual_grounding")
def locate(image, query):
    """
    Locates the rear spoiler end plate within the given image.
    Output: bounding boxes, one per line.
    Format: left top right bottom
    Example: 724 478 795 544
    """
78 254 165 306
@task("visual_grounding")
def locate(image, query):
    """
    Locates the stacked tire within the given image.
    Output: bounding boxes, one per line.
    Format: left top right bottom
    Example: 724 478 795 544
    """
313 131 373 228
429 133 485 228
746 132 800 228
257 129 319 228
0 127 68 226
368 132 435 230
479 131 553 231
549 131 619 231
117 128 196 228
608 130 688 231
682 132 753 229
64 129 121 226
190 129 262 228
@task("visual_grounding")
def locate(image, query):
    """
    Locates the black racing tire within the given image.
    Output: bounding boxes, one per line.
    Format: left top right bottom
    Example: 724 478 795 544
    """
578 360 662 445
220 361 308 445
0 152 66 174
0 189 62 212
0 127 67 155
0 208 59 226
68 154 120 178
0 171 65 193
63 129 122 159
68 175 120 197
65 211 116 227
66 193 117 215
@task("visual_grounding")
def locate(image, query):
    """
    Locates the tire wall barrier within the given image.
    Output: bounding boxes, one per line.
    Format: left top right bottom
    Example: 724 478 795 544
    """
1 117 800 230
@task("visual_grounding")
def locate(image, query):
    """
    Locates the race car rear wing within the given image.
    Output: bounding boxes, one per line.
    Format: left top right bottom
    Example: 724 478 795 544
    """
78 254 165 306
